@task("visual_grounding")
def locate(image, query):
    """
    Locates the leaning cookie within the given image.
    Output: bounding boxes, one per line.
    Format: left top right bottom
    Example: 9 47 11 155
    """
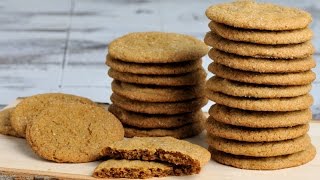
100 136 211 174
0 108 21 138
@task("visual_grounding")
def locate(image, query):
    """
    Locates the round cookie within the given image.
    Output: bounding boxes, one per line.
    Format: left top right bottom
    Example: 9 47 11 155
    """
10 93 96 138
206 76 311 98
209 105 312 128
108 32 208 63
205 1 312 30
26 101 124 163
208 49 316 73
207 134 311 157
106 55 202 75
208 21 313 45
112 80 205 102
123 120 205 139
208 145 316 170
109 104 204 129
206 117 309 142
204 32 314 59
0 108 21 137
111 93 207 115
108 68 206 86
209 63 316 86
206 91 313 112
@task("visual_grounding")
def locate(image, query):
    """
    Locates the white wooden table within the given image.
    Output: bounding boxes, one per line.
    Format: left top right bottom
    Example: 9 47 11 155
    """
0 0 319 118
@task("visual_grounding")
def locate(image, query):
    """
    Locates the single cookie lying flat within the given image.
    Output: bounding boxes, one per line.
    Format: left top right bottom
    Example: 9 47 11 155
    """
111 93 207 115
208 49 315 73
106 55 202 75
205 1 312 30
101 136 211 174
208 21 313 45
26 101 124 163
209 145 316 170
109 104 204 129
206 117 309 142
209 63 316 86
206 91 313 112
108 32 208 63
204 32 314 59
93 159 175 179
112 80 205 102
209 105 311 128
207 134 311 157
206 76 311 98
109 68 206 86
123 120 205 139
11 93 96 137
0 108 21 137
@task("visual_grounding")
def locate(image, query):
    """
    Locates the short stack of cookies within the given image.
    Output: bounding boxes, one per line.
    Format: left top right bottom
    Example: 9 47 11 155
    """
204 1 317 170
106 32 208 139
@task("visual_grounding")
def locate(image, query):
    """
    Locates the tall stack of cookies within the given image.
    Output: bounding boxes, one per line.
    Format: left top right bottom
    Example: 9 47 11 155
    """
106 32 208 139
204 1 317 170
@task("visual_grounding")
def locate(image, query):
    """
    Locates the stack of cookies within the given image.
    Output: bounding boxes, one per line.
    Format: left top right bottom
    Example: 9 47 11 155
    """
204 1 317 170
106 32 208 139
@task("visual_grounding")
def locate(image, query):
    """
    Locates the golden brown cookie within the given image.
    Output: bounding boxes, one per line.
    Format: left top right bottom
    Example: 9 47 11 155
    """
26 101 124 163
109 68 206 86
109 104 204 129
0 108 21 137
106 55 202 75
208 21 313 45
206 91 313 112
123 119 205 139
208 49 316 73
112 80 205 102
206 76 311 98
207 134 311 157
111 93 207 115
101 136 211 174
204 32 314 59
11 93 96 138
93 160 174 179
108 32 208 63
209 63 316 86
209 145 316 170
209 105 312 128
206 117 309 142
205 1 312 30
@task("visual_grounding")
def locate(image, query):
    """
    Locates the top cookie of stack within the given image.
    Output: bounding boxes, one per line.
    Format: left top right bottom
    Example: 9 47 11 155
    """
204 1 316 170
107 32 208 139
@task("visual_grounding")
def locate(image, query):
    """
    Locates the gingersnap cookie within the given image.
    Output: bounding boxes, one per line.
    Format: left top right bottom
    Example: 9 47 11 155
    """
108 68 206 86
206 117 309 142
0 108 21 137
112 80 205 102
109 104 204 129
208 21 313 45
204 32 314 59
26 101 124 163
101 136 211 174
206 76 311 98
208 145 316 170
208 49 316 73
207 134 311 157
205 1 312 30
209 63 316 86
206 91 313 112
111 93 207 115
123 120 205 139
93 160 175 179
106 55 202 75
209 105 312 128
11 93 96 138
108 32 208 63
